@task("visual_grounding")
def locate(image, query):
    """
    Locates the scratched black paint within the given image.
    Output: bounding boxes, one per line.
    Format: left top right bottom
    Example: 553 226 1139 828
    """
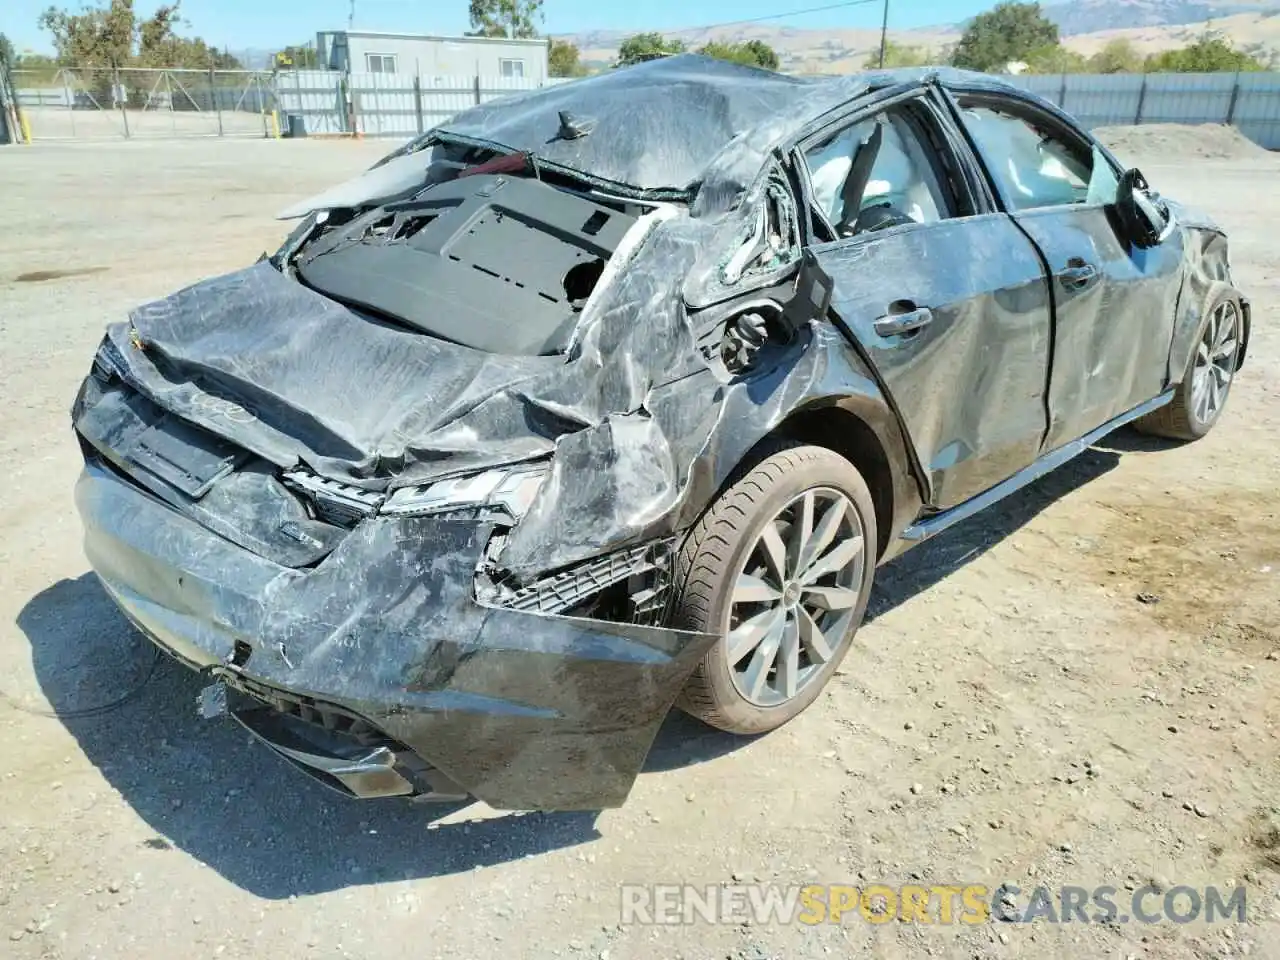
69 58 1246 810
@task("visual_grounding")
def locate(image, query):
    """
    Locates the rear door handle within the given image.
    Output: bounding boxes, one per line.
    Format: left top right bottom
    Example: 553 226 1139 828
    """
874 307 933 338
1057 260 1098 290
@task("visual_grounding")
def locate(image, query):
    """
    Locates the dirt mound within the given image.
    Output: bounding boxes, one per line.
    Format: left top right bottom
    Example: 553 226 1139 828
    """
1095 123 1270 164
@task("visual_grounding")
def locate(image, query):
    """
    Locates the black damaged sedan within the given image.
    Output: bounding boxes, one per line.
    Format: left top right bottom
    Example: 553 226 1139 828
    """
72 58 1250 810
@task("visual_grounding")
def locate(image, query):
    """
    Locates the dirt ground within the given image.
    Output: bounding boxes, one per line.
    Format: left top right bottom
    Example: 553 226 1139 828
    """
1096 124 1272 163
1 130 1278 960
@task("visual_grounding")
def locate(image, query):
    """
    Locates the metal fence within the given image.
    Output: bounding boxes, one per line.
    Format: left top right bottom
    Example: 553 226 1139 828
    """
1007 71 1280 149
13 67 277 139
12 66 563 141
270 70 565 138
10 66 1280 149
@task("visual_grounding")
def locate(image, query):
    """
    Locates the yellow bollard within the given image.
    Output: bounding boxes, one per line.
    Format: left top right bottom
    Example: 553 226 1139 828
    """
270 110 281 139
18 110 33 145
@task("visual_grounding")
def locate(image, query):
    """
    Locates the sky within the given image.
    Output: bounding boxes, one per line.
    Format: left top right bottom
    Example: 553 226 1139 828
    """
2 0 997 55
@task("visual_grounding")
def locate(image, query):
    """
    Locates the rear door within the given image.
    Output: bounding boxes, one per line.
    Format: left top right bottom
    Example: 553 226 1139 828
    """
951 92 1185 451
795 91 1054 510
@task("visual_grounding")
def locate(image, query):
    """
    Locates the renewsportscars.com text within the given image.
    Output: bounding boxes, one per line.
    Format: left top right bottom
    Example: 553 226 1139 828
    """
620 883 1248 926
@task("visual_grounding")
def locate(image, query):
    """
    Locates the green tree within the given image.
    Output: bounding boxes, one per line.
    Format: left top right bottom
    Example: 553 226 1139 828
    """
141 36 240 69
0 32 14 68
1144 29 1267 72
548 38 586 77
1088 38 1143 73
39 0 137 68
13 50 61 83
1024 43 1086 73
616 32 686 66
697 39 779 70
136 5 242 69
951 1 1060 73
38 0 239 69
468 0 543 39
273 44 319 69
16 52 59 68
866 40 931 69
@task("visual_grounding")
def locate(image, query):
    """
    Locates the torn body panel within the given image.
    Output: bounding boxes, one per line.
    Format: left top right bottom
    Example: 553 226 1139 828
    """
69 152 911 810
77 461 717 809
84 141 904 577
1167 218 1245 384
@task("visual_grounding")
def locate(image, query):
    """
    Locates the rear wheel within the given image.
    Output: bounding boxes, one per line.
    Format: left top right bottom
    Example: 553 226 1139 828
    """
1135 292 1242 441
672 443 877 735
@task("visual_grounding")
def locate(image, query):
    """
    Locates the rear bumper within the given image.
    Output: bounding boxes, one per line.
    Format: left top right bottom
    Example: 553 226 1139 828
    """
76 461 716 810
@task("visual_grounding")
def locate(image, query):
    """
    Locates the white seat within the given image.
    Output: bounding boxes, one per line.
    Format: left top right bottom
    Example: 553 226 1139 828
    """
861 124 940 224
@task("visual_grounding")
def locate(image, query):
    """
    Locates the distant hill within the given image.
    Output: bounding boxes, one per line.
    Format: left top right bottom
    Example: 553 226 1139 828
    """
1043 0 1280 35
566 24 957 75
561 0 1280 74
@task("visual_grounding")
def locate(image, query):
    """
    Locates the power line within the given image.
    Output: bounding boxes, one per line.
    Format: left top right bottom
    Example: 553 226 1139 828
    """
671 0 885 34
350 0 886 41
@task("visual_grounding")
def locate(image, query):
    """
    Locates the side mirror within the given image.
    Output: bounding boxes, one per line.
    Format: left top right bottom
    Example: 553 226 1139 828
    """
1115 168 1172 249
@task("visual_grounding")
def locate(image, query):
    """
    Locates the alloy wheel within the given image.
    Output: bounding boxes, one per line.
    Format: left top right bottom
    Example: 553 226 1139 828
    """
1191 300 1240 425
724 487 867 707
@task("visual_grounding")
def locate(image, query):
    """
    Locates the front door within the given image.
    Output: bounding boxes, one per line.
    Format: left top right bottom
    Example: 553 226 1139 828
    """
953 96 1185 452
796 96 1054 510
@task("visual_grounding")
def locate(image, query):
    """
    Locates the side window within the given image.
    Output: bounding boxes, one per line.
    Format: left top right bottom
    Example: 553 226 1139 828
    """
959 104 1099 211
801 109 951 238
365 53 398 74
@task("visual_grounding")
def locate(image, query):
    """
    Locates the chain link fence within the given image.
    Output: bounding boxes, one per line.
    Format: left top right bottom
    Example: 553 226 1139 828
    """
13 67 277 140
11 66 561 142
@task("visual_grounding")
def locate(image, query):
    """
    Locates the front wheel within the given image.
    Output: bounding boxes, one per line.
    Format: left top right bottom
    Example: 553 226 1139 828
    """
671 443 877 735
1135 292 1243 441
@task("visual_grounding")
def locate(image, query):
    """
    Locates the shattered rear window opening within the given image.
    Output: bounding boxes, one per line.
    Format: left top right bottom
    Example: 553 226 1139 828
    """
295 172 643 356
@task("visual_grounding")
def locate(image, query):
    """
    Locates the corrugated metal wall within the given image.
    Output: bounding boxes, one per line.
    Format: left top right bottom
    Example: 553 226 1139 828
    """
294 69 1280 148
1233 73 1280 148
272 70 345 135
272 71 568 138
1007 72 1280 149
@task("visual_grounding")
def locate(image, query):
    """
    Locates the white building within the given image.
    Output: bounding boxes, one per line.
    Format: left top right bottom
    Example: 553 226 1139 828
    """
315 30 550 81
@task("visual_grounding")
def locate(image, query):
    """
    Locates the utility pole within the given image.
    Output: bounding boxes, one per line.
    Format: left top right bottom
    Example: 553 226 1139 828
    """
878 0 890 68
348 0 355 29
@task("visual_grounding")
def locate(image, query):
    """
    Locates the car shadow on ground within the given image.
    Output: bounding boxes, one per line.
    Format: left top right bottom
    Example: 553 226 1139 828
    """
865 445 1122 622
15 443 1126 898
16 576 607 898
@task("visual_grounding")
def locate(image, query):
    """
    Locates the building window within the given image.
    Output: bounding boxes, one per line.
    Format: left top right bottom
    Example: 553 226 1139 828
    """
499 58 525 78
365 53 398 74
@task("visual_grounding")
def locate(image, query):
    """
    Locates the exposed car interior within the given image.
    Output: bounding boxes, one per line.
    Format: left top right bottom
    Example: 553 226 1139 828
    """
803 109 951 238
294 173 639 356
957 102 1101 210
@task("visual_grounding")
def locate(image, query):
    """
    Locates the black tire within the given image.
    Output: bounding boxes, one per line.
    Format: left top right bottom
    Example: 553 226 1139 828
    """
671 442 878 735
1134 289 1243 441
